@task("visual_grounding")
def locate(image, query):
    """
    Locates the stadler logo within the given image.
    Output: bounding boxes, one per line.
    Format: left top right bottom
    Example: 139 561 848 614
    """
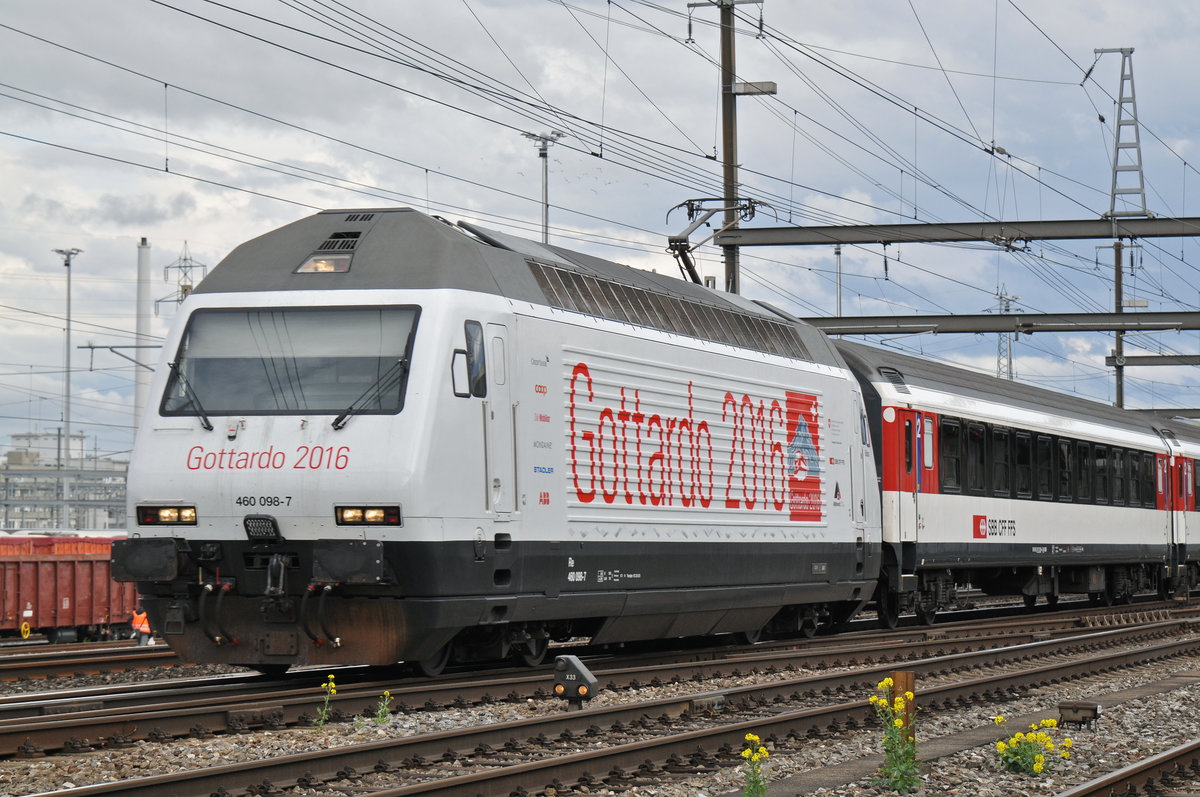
973 514 988 539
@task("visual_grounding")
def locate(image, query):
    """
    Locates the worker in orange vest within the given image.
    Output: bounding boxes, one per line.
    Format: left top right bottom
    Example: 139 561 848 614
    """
131 605 152 646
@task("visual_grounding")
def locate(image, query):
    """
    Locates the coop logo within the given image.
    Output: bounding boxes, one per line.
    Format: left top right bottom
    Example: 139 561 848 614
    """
534 384 548 395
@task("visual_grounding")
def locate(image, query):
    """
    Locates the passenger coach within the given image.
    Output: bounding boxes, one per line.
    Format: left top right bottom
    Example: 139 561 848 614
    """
836 340 1177 625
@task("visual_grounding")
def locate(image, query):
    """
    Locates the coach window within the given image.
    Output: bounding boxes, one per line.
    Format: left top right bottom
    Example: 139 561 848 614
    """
1143 453 1157 505
1094 445 1109 504
1118 451 1137 506
904 418 914 474
464 321 487 398
923 417 935 469
1111 448 1126 506
1057 438 1074 502
1076 442 1092 502
1014 431 1033 499
992 427 1011 497
966 422 987 495
940 418 961 492
1035 434 1054 500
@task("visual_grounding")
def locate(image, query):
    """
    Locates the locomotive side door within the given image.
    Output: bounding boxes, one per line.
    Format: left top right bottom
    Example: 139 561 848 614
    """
485 323 516 516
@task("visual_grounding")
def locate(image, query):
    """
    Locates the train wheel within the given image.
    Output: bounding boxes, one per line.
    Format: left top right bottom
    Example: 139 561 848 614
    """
915 605 937 626
1023 594 1037 610
515 637 549 668
876 587 900 630
1046 593 1059 608
799 617 819 639
415 644 452 677
738 627 764 645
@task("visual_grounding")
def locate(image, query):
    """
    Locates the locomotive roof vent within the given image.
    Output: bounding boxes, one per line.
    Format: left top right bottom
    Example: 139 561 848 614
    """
344 212 375 222
878 366 911 394
316 231 361 252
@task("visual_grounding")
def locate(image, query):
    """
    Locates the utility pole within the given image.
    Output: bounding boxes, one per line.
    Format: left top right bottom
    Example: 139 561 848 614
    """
719 0 740 294
52 247 81 529
687 1 772 294
522 130 565 244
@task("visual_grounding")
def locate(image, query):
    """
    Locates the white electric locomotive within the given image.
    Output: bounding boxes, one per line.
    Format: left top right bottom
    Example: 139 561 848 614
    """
113 208 882 673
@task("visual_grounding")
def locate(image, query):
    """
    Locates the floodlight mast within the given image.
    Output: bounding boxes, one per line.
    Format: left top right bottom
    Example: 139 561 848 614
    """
52 246 82 529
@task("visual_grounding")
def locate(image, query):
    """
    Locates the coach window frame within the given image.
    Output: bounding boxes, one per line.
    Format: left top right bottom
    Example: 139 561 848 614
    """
1035 434 1054 501
1111 448 1126 506
1094 445 1109 504
1076 441 1092 503
991 426 1011 497
1140 451 1156 506
1057 438 1074 502
965 421 987 495
939 417 962 493
1014 431 1033 499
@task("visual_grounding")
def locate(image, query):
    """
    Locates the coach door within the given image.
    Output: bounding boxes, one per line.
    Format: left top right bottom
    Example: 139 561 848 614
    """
899 410 923 544
484 323 516 516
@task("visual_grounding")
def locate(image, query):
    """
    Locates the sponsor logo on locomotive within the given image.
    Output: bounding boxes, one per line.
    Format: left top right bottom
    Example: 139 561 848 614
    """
972 514 1016 539
567 361 823 521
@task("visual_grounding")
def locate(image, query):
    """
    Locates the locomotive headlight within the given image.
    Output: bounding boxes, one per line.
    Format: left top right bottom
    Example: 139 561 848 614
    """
335 506 401 525
137 505 198 525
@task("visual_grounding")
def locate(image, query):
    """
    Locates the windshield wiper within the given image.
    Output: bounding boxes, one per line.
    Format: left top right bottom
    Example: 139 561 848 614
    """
332 358 409 430
167 360 214 431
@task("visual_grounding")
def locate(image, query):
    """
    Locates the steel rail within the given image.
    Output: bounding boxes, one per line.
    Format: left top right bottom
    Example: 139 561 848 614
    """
22 625 1200 796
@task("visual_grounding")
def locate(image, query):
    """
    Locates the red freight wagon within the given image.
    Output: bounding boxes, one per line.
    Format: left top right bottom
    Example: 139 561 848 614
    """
0 535 137 642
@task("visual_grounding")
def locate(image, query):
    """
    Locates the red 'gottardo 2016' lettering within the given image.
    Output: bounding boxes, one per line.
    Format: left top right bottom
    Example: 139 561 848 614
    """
569 362 798 512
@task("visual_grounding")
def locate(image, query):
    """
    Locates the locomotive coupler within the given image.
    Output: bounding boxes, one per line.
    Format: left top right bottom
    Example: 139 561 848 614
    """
265 553 289 598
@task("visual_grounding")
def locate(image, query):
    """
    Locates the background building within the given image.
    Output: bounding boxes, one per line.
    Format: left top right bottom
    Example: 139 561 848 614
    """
1 431 126 531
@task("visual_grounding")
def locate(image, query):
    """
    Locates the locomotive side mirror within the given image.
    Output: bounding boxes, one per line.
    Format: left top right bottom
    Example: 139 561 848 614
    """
451 349 470 397
552 654 598 710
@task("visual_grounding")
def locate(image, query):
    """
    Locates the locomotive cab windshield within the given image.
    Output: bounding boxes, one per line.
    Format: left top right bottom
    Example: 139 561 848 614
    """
160 305 419 417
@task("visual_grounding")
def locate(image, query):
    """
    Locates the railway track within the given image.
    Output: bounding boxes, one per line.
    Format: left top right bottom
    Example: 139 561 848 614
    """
0 639 177 681
0 606 1180 758
13 609 1200 795
1057 737 1200 796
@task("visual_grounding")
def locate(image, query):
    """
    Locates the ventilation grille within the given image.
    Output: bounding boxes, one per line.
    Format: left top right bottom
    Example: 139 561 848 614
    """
878 367 911 394
344 213 375 222
316 231 361 252
527 260 809 360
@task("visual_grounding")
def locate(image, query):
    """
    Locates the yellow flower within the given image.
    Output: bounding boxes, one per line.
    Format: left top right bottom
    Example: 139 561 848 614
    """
1035 754 1044 764
1033 762 1043 774
330 687 336 695
893 718 904 728
996 741 1007 753
904 690 914 702
869 695 880 705
1061 751 1071 760
1041 718 1057 728
1045 742 1055 752
994 715 1005 725
1014 732 1025 742
1030 723 1039 731
741 748 751 759
1063 738 1073 749
758 747 769 759
894 697 905 711
745 733 760 744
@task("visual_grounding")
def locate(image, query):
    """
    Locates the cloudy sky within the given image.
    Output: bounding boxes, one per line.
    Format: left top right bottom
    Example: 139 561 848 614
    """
3 0 1200 462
